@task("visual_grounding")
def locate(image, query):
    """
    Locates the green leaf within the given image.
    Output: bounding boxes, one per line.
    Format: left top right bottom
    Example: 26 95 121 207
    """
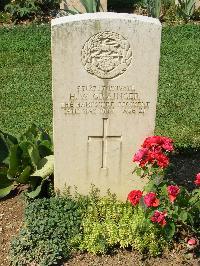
187 213 194 225
7 144 22 179
28 144 41 168
161 184 167 195
4 132 18 146
165 221 176 239
0 174 12 188
135 167 142 177
0 167 8 177
179 210 188 222
26 179 45 199
16 166 32 184
31 155 54 179
177 0 195 21
0 175 14 198
28 175 42 189
22 124 38 141
38 140 53 157
77 0 102 13
190 189 200 202
0 132 9 163
0 130 18 164
0 185 14 198
80 0 92 12
38 130 52 143
144 180 156 192
65 8 80 14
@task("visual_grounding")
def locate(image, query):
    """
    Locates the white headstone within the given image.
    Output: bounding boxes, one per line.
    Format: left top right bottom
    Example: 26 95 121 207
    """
52 13 162 200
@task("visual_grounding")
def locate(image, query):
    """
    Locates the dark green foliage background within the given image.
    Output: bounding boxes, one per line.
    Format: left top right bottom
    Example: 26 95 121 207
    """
108 0 141 10
0 24 199 148
0 0 10 11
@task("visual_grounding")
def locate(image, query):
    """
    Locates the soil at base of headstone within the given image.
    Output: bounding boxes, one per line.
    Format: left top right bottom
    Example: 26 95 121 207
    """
64 249 200 266
0 192 24 266
0 193 199 266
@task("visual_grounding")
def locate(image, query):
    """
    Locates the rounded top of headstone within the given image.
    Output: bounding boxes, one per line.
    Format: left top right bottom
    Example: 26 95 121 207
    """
51 12 162 27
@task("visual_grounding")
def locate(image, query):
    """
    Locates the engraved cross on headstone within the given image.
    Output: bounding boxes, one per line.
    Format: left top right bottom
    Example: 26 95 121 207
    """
88 118 122 169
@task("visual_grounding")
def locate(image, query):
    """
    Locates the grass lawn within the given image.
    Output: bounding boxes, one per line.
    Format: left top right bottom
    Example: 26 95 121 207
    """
0 23 199 149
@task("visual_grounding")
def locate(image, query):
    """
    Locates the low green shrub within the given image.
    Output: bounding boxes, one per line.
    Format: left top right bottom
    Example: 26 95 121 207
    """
5 0 60 21
10 189 169 266
5 0 40 21
0 11 11 23
78 189 168 256
10 196 83 266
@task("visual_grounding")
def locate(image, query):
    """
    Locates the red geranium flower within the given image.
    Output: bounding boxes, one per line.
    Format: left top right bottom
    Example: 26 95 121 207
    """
144 192 160 207
142 136 162 149
167 185 180 203
147 151 169 168
139 158 149 168
133 148 148 162
151 210 167 227
128 190 143 206
156 153 169 168
194 173 200 186
133 136 173 169
142 136 174 152
161 137 174 152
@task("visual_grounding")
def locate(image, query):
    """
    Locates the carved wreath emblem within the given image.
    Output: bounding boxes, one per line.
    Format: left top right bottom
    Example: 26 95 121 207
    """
81 31 132 79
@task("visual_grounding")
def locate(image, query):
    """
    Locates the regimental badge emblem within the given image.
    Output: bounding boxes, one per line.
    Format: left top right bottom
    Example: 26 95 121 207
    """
81 31 133 79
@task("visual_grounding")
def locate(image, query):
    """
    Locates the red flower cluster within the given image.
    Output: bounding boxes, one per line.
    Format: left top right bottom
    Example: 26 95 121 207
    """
194 173 200 186
151 210 167 227
144 192 160 207
142 136 174 151
128 190 143 206
167 185 180 203
133 136 173 168
133 148 148 162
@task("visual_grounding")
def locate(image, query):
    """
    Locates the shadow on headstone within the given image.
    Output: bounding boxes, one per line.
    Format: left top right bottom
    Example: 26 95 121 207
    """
165 149 200 191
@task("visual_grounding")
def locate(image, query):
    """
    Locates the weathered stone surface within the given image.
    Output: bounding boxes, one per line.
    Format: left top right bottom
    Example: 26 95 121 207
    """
52 13 162 200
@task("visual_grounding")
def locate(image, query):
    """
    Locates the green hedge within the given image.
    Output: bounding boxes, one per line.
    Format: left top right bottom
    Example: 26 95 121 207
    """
156 24 200 149
0 25 52 135
0 24 199 149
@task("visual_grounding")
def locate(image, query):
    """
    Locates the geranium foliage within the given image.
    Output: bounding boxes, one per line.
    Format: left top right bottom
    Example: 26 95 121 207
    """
130 135 200 239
